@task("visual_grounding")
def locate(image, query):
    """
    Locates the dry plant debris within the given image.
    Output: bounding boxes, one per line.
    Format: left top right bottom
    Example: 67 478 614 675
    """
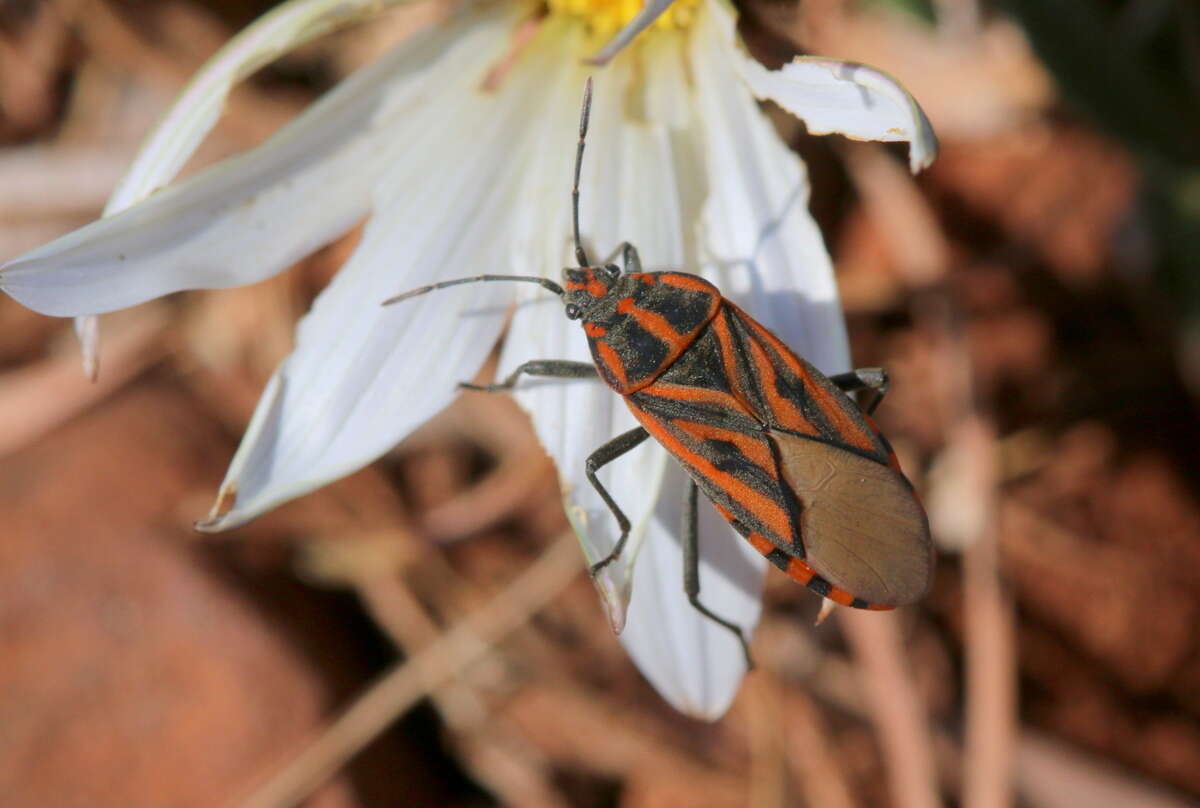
2 0 1199 805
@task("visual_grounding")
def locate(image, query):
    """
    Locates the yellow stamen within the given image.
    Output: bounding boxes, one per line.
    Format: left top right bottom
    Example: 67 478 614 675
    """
547 0 699 50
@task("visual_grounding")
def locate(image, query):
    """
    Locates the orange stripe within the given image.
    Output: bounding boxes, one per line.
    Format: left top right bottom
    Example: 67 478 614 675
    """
783 558 888 608
743 333 820 437
658 273 716 295
670 417 775 476
746 531 775 556
639 382 749 414
710 309 757 414
733 304 880 454
633 307 688 348
596 342 628 390
584 323 607 339
628 406 794 544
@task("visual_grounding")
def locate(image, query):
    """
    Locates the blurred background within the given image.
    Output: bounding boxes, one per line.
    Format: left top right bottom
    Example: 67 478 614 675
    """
2 0 1200 805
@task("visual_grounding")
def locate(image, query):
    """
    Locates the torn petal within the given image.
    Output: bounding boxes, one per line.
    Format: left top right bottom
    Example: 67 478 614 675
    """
706 0 937 173
741 56 938 173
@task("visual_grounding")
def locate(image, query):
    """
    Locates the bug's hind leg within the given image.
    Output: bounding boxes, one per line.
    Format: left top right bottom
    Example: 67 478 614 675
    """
459 359 597 393
829 367 889 415
585 427 651 577
682 481 755 670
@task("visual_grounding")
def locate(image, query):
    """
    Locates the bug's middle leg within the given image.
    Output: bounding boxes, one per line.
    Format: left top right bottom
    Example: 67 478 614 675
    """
459 359 597 393
585 426 651 577
830 367 889 415
682 480 754 669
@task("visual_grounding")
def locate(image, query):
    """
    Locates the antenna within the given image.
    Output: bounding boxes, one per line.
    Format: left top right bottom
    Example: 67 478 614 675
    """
382 80 596 310
572 77 593 268
382 275 565 306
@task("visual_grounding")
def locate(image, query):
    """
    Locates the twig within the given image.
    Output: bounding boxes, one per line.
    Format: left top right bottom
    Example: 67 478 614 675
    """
746 674 789 808
840 609 942 808
784 689 857 808
354 561 568 807
239 535 582 808
0 305 170 457
960 419 1017 808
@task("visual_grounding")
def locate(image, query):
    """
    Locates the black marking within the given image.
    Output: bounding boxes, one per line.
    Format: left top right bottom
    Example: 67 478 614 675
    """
765 549 791 571
808 576 832 597
724 310 768 415
614 321 670 382
850 597 870 609
629 393 762 436
657 289 714 335
657 327 733 394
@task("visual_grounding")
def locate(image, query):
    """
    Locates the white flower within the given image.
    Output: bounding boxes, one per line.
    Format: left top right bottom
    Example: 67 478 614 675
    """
0 0 935 718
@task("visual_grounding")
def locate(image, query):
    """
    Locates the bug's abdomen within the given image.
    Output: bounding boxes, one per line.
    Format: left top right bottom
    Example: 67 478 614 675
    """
625 303 934 608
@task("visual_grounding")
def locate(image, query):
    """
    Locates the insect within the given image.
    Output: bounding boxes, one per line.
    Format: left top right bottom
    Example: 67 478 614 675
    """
384 78 934 665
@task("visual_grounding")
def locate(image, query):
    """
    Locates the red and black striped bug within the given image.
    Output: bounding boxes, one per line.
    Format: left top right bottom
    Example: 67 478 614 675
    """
384 78 934 664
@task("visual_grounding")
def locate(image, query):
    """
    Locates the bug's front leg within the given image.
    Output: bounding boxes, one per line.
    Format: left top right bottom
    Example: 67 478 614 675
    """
459 359 597 393
829 367 889 415
598 242 643 275
584 427 651 577
682 480 754 670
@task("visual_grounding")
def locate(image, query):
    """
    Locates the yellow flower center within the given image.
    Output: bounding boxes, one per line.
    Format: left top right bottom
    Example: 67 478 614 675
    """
546 0 700 49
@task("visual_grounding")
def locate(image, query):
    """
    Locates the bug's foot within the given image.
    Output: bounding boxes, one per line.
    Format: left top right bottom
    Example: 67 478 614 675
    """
589 555 616 578
738 634 756 671
458 381 509 393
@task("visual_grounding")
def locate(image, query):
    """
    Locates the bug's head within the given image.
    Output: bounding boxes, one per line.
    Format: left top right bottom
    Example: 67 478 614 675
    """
562 263 621 319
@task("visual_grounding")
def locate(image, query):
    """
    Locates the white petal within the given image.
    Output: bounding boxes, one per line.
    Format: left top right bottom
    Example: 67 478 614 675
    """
197 10 548 531
0 6 515 316
708 0 937 173
503 38 766 718
81 0 422 376
692 2 852 375
73 315 100 382
106 0 422 212
619 461 764 719
504 48 665 631
587 0 676 65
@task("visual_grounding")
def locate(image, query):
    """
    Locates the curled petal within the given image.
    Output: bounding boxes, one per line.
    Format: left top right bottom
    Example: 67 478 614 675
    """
741 57 938 173
708 0 938 173
109 0 422 211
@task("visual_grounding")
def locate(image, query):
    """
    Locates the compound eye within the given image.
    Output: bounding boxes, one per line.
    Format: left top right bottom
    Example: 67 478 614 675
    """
603 263 621 280
565 303 583 320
